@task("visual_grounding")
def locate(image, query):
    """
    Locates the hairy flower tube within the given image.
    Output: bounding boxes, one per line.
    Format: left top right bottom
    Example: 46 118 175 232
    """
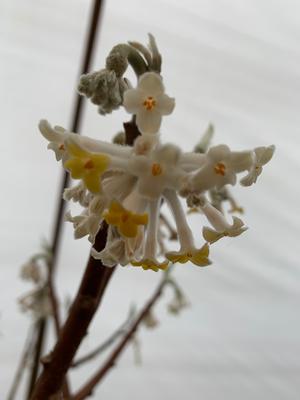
39 40 275 272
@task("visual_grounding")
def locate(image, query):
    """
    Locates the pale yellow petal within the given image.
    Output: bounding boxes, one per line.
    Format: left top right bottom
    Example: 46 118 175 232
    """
67 141 89 158
64 158 84 179
83 172 101 193
202 227 223 244
119 221 138 238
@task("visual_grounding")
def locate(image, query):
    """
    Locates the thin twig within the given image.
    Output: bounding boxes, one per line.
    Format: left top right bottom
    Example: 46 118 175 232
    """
7 325 36 400
47 269 62 336
26 318 47 400
72 271 172 400
71 308 135 369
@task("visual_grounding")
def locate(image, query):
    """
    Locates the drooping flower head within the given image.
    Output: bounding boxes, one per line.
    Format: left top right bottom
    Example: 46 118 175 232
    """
39 35 275 272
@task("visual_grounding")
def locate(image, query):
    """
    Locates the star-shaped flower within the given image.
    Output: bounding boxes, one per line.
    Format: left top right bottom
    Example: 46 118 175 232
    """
103 201 148 238
123 72 175 134
64 141 110 193
128 143 184 199
190 145 257 194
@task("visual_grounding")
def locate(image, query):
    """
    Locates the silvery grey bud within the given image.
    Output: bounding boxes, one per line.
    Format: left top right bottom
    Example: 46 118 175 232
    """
78 69 127 115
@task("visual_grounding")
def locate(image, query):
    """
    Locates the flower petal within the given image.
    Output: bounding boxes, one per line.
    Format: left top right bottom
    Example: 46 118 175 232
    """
208 145 231 162
157 94 175 115
138 72 164 96
123 89 144 113
64 158 84 179
83 172 101 193
136 109 162 134
255 145 275 165
131 213 148 225
202 227 223 244
119 221 138 238
165 252 189 264
190 244 211 267
67 141 89 158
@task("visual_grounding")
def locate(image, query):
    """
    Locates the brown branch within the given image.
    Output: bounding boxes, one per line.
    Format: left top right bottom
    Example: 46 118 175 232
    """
30 225 115 399
47 269 62 336
72 273 170 400
26 318 47 400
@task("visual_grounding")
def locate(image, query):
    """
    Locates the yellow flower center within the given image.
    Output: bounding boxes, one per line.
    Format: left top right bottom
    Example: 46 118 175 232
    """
143 96 156 111
214 162 226 176
84 159 94 169
103 201 148 238
151 163 162 176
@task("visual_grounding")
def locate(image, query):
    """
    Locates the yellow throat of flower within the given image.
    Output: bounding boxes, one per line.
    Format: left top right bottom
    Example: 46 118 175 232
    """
214 162 226 176
151 163 162 176
143 96 156 111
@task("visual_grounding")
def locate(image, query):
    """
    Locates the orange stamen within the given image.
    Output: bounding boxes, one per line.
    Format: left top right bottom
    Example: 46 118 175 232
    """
84 159 94 169
151 163 162 176
143 96 156 111
214 162 226 176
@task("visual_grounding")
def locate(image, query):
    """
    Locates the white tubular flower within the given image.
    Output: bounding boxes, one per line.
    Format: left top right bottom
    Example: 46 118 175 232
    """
240 145 275 186
101 171 136 202
39 120 69 161
190 145 255 193
128 143 184 200
164 189 211 267
201 201 247 244
131 198 169 271
123 72 175 134
40 119 132 161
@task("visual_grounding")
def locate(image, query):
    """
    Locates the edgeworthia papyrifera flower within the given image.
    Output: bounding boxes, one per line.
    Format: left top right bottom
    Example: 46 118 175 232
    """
39 35 275 272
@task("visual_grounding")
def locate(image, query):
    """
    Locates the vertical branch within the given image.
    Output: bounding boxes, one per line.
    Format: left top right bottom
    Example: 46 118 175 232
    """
25 0 105 398
30 226 115 399
7 325 36 400
26 318 47 400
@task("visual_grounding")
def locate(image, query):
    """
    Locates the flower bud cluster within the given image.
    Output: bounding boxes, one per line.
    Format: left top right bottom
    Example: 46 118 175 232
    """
39 36 274 272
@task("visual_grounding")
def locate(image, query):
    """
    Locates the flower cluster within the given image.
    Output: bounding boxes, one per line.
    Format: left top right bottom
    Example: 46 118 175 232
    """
39 36 274 272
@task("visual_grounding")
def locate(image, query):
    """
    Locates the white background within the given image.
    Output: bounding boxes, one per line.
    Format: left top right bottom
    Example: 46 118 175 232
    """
0 0 299 399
